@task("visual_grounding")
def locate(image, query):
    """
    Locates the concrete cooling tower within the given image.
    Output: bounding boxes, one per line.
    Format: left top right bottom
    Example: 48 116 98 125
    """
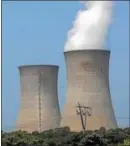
17 65 61 132
61 50 117 131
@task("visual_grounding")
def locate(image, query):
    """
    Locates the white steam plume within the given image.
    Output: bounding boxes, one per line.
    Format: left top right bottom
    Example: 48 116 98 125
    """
64 1 114 52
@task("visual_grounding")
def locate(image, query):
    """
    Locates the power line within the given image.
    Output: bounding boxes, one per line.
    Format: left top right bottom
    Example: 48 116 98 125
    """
116 117 130 119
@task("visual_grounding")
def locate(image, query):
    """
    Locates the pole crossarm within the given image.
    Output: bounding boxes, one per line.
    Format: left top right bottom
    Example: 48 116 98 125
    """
76 102 92 132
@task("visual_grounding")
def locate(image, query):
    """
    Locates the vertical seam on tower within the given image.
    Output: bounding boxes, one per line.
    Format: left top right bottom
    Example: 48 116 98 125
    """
38 72 42 132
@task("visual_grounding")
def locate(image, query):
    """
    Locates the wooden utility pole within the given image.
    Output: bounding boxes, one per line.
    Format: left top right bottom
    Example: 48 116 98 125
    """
76 102 92 132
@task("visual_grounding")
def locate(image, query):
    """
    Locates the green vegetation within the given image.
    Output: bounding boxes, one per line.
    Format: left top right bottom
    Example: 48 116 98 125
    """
2 127 130 146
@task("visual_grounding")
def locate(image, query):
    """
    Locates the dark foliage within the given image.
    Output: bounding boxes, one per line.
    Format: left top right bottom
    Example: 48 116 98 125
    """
2 127 130 146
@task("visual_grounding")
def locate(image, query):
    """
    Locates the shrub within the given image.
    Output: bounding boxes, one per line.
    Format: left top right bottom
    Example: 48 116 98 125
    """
2 127 130 146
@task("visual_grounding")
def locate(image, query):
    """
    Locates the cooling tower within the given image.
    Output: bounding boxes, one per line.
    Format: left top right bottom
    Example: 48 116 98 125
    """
17 65 61 132
61 50 117 131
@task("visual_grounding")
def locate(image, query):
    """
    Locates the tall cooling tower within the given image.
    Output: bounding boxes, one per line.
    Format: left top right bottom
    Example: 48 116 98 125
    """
17 65 61 132
61 50 117 131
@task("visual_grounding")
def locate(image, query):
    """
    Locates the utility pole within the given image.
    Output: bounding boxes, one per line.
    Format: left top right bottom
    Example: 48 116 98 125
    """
76 102 92 132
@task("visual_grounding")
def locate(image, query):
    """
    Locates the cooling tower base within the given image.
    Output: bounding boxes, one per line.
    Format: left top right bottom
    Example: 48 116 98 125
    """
61 116 117 132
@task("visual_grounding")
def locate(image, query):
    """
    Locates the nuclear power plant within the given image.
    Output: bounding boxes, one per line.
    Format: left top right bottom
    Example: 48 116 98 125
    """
61 50 117 131
17 65 61 132
16 50 118 132
15 1 118 132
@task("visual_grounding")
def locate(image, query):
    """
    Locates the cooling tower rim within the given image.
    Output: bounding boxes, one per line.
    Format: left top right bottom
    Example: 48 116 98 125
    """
18 65 59 69
64 49 110 53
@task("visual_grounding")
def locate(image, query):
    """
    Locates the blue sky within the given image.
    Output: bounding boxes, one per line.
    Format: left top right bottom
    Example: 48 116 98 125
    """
2 1 129 131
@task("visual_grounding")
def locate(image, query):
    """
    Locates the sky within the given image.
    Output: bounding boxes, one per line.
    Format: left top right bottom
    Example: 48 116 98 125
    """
2 1 129 131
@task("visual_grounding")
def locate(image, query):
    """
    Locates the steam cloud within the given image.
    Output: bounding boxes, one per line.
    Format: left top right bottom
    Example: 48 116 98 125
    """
64 1 114 52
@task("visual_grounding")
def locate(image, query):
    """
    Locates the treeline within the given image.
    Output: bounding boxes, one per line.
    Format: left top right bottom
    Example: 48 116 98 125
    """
2 127 130 146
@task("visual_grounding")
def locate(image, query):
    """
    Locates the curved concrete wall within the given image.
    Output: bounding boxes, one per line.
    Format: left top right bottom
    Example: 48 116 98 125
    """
17 65 61 132
61 50 117 131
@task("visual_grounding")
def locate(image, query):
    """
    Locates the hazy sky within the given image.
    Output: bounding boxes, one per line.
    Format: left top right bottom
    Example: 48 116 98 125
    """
2 1 129 131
